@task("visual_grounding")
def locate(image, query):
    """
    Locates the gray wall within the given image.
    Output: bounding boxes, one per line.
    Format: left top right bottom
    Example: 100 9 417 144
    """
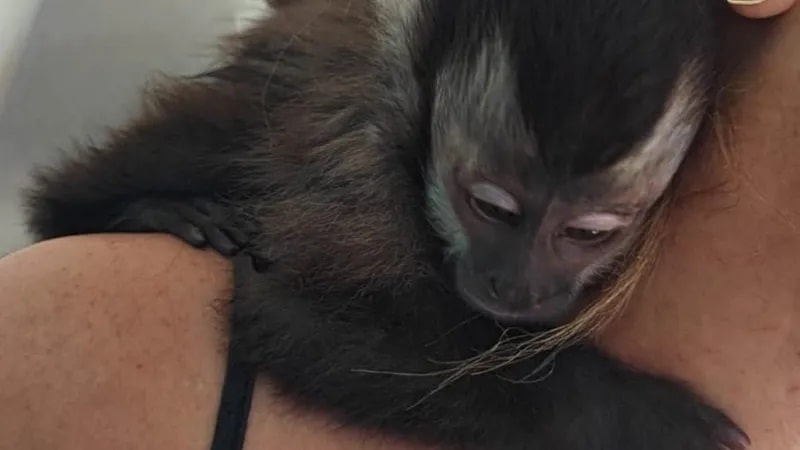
0 0 268 253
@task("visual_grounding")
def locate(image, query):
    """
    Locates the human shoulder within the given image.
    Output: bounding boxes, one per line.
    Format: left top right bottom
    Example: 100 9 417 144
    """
0 234 231 449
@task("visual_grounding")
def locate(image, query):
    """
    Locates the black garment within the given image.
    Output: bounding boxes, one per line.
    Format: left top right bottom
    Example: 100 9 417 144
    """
210 348 256 450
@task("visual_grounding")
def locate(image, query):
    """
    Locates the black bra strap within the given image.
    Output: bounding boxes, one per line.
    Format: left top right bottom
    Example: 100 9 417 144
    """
210 346 256 450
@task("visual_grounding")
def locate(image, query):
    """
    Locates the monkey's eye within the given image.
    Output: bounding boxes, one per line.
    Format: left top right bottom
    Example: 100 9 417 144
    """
562 227 616 245
467 182 521 226
560 213 628 246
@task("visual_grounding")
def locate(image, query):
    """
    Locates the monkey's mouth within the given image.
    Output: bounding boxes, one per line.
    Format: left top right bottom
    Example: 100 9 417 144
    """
454 274 573 326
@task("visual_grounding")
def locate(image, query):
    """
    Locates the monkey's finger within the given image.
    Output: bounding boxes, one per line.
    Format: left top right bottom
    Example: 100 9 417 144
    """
115 202 208 247
186 198 252 246
166 222 208 248
712 419 750 450
171 204 240 255
231 251 271 275
717 430 750 450
142 213 207 248
202 225 241 256
224 226 251 248
728 0 795 18
190 197 234 222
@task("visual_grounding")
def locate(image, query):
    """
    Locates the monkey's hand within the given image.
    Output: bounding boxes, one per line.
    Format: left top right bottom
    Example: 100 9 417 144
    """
597 376 749 450
519 347 750 450
111 197 253 257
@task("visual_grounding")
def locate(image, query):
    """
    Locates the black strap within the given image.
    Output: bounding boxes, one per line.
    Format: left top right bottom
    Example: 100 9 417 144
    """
210 347 256 450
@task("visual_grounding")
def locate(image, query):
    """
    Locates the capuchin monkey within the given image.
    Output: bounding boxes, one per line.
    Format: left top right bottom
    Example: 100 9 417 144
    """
22 0 748 449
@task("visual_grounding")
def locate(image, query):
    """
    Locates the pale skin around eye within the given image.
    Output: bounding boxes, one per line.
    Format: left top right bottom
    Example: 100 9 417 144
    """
465 180 630 245
728 0 796 18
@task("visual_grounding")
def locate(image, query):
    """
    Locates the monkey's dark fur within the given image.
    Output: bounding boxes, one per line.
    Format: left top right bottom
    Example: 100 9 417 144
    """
23 0 748 449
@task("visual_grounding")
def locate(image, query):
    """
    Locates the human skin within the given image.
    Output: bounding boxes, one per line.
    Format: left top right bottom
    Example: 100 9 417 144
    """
1 1 798 449
598 6 800 447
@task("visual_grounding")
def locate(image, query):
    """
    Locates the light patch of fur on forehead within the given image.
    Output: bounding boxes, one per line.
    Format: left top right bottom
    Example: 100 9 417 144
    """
431 35 534 171
426 34 535 257
603 60 709 203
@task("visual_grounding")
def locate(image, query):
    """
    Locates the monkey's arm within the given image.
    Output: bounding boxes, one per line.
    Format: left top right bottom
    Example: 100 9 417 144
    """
22 80 263 253
501 346 747 450
368 345 748 450
230 281 748 450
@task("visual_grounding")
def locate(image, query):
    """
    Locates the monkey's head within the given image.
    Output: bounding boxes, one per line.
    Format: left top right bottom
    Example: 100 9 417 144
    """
415 0 719 325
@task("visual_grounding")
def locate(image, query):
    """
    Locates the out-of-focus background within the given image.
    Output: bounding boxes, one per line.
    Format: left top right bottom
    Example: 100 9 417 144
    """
0 0 269 254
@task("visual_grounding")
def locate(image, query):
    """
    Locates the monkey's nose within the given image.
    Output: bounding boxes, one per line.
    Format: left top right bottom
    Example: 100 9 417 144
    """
483 275 528 308
488 276 500 299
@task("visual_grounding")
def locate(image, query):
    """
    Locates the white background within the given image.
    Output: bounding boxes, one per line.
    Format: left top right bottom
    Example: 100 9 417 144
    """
0 0 270 253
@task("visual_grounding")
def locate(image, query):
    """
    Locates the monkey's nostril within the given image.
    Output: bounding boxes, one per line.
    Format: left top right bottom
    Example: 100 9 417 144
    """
488 276 499 299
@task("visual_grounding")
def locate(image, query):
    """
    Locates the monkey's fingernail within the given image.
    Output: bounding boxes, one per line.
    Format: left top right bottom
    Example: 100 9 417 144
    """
182 224 207 247
727 0 766 4
718 425 751 450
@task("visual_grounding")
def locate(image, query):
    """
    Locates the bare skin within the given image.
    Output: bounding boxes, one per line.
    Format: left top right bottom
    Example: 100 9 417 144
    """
1 1 798 449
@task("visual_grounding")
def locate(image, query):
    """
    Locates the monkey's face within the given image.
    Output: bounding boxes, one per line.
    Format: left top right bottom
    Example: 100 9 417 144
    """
428 155 671 325
427 89 703 325
414 0 715 325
